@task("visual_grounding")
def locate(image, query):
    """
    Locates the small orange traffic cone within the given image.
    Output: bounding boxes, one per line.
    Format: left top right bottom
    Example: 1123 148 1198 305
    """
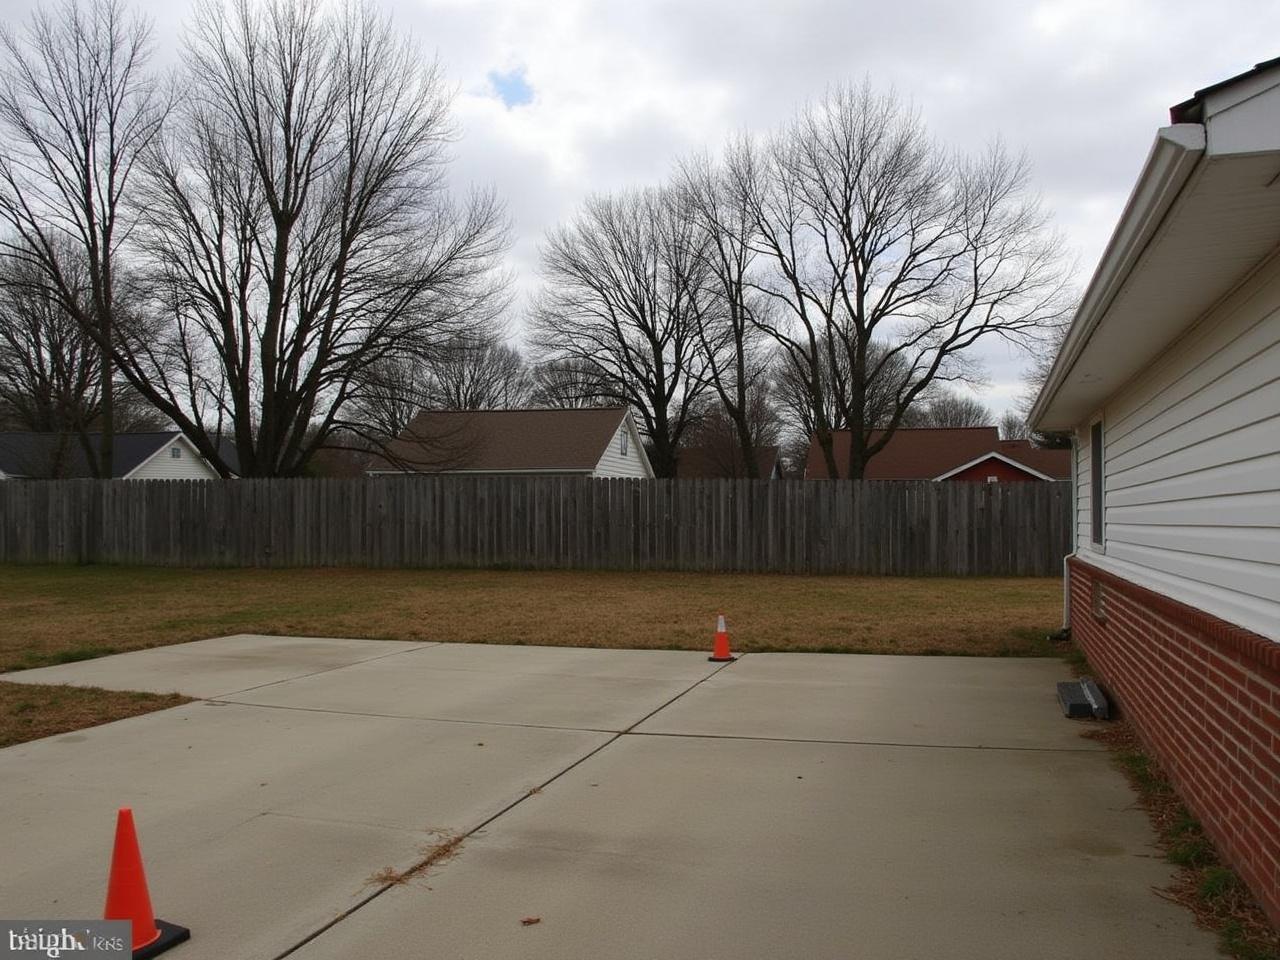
104 808 190 959
709 613 735 662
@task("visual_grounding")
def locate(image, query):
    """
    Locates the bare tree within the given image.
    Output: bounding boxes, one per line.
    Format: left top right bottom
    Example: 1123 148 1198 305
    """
728 82 1072 478
531 188 710 476
425 332 533 410
1016 324 1072 448
120 0 507 476
345 357 432 445
999 409 1029 440
0 0 165 475
680 389 781 477
677 154 776 477
773 338 925 450
527 358 614 409
0 250 98 432
901 389 993 428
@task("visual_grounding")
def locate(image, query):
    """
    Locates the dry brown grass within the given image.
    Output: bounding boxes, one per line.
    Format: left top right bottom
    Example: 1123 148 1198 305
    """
0 680 190 748
364 829 465 889
0 565 1064 671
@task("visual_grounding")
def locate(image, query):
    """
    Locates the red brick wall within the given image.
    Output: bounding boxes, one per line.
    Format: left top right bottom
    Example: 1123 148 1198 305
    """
1068 556 1280 926
944 459 1043 482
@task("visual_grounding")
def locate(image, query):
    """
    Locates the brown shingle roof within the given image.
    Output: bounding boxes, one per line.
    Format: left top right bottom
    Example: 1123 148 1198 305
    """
675 445 780 479
804 427 1068 480
373 408 630 473
987 439 1071 480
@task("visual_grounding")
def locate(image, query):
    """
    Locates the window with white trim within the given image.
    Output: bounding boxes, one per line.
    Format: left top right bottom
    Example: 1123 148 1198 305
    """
170 447 182 459
619 429 628 456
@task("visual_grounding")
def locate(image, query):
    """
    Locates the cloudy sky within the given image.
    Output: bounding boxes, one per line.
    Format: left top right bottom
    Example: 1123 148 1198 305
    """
7 0 1279 414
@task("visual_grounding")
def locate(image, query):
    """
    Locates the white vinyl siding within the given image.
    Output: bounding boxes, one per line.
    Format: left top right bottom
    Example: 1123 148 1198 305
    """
1074 430 1093 555
127 438 221 480
592 417 653 478
1078 256 1280 640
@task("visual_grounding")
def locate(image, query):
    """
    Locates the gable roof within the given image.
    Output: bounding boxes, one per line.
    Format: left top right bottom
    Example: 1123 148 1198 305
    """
374 407 633 474
933 442 1070 481
989 439 1071 480
806 427 998 479
675 445 780 479
803 428 1070 480
0 431 236 478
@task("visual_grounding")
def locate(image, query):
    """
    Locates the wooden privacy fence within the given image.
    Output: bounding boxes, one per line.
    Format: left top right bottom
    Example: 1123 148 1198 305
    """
0 477 1072 576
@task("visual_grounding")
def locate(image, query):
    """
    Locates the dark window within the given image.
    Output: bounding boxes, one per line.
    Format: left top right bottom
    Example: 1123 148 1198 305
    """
1090 421 1104 545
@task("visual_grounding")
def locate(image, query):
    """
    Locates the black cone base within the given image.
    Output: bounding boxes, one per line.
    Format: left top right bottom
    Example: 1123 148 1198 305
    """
134 919 190 960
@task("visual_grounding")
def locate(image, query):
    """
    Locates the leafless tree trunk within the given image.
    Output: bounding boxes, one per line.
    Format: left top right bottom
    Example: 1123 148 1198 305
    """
680 390 781 477
677 153 773 477
773 338 925 457
0 0 165 476
531 188 710 477
730 82 1072 478
123 0 507 476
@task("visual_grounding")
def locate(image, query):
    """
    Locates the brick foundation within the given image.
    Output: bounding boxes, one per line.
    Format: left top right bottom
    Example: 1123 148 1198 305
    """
1068 556 1280 926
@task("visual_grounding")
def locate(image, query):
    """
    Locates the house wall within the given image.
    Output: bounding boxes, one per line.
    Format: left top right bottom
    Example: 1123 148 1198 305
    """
1068 557 1280 926
128 438 221 481
1075 254 1280 642
593 418 652 479
944 459 1043 482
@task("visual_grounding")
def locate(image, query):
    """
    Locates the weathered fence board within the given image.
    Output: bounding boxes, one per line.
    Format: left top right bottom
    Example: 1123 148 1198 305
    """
0 477 1072 575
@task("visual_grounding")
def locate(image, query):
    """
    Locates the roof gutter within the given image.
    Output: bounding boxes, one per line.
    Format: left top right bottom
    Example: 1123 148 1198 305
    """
1029 123 1206 430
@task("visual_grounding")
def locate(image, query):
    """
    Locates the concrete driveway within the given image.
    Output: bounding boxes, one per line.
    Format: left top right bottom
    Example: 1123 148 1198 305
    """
2 637 1217 960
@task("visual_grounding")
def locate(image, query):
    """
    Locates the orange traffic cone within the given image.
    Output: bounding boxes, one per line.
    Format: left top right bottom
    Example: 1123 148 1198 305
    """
709 613 735 662
104 808 190 959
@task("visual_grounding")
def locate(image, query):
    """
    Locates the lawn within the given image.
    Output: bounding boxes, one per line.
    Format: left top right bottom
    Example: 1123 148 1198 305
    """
0 681 190 748
0 565 1065 672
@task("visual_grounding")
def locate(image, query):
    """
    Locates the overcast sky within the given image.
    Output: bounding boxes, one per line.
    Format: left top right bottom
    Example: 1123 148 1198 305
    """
6 0 1279 416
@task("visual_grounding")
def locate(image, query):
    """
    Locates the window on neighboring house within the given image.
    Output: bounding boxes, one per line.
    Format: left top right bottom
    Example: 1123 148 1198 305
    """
170 447 182 459
620 429 628 456
1090 420 1104 545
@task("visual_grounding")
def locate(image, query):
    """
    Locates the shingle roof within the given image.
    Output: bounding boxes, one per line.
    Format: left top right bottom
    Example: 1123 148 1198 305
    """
0 431 237 478
373 408 631 473
675 445 780 479
804 428 1069 480
989 439 1071 480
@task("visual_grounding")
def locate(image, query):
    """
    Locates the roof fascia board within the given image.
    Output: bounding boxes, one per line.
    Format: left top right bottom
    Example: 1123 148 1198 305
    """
932 451 1056 482
1029 124 1206 428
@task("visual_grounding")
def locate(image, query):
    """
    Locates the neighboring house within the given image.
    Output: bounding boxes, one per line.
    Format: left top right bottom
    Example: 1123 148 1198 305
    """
370 407 654 479
675 444 782 479
0 431 233 480
802 427 1070 481
1030 59 1280 927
